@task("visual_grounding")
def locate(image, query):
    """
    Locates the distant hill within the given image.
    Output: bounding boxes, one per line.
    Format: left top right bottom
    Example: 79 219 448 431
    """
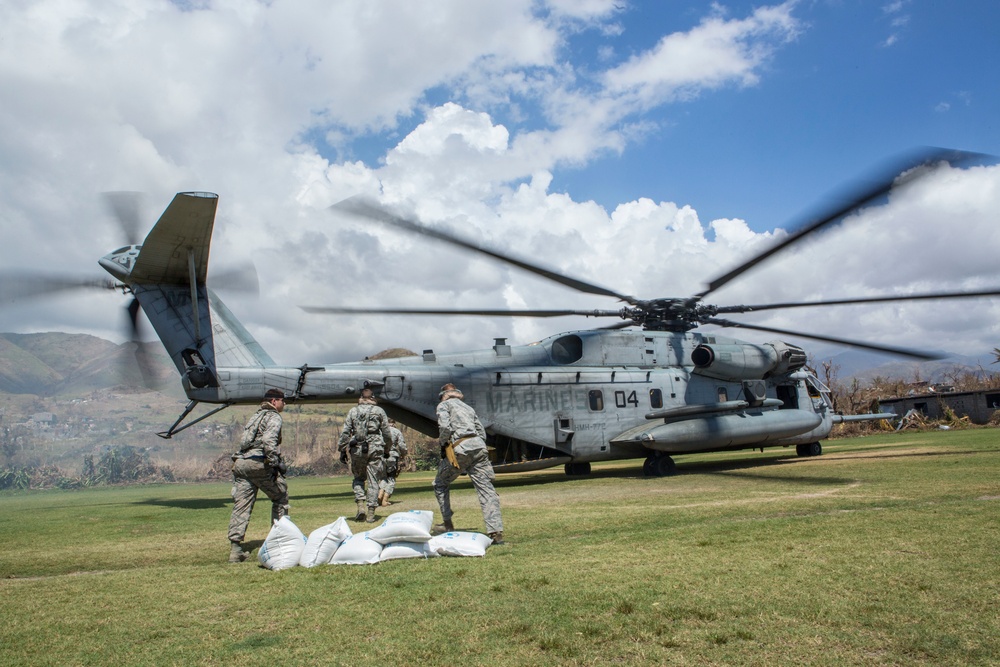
817 349 1000 385
0 332 178 397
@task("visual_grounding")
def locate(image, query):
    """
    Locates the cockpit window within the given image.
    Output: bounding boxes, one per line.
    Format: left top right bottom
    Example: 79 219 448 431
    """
549 334 583 364
806 375 827 398
112 246 132 255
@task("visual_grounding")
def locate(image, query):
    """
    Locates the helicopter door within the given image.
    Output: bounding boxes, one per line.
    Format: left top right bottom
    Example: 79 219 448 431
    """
775 384 799 409
383 376 404 401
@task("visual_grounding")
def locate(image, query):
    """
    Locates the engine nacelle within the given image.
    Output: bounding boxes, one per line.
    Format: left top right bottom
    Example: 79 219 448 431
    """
691 340 806 381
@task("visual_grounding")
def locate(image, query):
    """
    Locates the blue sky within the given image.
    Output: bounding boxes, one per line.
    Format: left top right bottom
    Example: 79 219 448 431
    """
0 0 998 365
563 1 999 227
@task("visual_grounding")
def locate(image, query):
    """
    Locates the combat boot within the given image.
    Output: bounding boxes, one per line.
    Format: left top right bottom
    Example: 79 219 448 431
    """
377 489 386 506
366 505 376 523
432 518 454 534
228 541 249 563
381 492 392 506
355 501 366 522
489 531 505 546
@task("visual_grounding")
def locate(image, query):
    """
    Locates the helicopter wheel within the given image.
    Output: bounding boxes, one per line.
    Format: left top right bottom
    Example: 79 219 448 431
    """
564 462 591 476
642 456 656 477
644 454 676 477
796 442 823 457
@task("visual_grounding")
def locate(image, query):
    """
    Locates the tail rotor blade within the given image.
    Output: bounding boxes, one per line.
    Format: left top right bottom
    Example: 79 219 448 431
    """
0 273 116 302
103 191 146 246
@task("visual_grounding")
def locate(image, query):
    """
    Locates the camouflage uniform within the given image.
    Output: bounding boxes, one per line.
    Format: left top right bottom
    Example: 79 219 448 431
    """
434 388 503 535
338 397 393 512
228 401 289 543
379 424 408 496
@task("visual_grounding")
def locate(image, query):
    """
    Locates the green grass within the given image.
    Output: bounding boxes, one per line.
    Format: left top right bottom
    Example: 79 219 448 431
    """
2 430 999 666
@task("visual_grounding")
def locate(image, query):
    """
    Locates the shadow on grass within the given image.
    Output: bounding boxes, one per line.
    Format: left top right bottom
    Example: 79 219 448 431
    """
138 496 230 510
135 445 978 508
136 484 360 509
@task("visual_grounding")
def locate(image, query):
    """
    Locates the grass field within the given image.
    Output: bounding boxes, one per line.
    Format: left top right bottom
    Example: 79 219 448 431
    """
2 430 999 666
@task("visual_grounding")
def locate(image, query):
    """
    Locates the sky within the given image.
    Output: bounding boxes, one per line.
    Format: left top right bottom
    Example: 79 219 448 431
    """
1 0 999 369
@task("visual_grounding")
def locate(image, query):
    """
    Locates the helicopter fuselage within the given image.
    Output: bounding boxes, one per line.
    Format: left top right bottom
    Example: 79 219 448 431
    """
178 326 835 473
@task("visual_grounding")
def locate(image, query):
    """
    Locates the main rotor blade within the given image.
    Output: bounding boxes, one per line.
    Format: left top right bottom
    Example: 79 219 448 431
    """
716 288 1000 314
301 305 625 319
332 196 636 303
697 148 989 302
704 317 944 361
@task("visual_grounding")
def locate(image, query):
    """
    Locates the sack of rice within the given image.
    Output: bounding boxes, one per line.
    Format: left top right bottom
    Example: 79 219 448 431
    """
258 516 306 570
330 531 383 565
429 531 492 557
367 509 434 545
299 517 353 567
379 541 440 561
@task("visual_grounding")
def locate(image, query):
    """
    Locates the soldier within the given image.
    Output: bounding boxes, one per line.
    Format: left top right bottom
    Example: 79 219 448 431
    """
228 388 289 563
338 387 393 523
433 383 505 545
378 419 408 506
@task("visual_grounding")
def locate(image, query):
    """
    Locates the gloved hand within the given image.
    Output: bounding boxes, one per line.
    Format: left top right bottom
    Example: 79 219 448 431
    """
274 460 288 476
386 460 398 476
339 451 349 465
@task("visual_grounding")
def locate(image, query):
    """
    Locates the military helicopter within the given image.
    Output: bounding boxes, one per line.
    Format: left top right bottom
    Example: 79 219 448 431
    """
15 149 999 477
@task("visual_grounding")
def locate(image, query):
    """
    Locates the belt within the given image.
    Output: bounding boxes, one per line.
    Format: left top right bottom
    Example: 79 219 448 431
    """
239 454 266 462
452 434 477 446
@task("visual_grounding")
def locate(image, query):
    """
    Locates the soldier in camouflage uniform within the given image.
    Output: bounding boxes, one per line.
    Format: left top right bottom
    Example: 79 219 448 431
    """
378 419 408 506
228 388 289 563
338 387 393 523
433 383 505 545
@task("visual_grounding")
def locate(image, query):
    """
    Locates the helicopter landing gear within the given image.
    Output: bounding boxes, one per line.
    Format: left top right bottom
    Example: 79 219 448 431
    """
564 461 591 476
796 442 823 457
643 453 676 477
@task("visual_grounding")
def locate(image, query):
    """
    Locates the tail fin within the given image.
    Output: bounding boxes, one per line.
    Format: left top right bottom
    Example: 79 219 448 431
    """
107 192 274 399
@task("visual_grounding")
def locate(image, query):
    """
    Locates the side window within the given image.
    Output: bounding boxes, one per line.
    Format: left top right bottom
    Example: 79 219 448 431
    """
588 390 604 411
717 387 728 402
649 388 663 409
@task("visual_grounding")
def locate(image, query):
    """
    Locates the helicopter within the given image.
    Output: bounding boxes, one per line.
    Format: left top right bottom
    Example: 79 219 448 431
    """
17 148 1000 477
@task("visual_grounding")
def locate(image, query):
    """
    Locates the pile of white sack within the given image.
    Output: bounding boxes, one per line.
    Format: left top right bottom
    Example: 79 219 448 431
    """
257 510 495 571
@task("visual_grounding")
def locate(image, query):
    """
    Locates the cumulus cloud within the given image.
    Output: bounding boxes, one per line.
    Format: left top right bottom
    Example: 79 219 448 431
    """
0 0 996 371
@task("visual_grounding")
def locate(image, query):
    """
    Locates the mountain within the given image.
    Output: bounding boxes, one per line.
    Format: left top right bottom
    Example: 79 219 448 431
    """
0 332 178 396
817 349 999 385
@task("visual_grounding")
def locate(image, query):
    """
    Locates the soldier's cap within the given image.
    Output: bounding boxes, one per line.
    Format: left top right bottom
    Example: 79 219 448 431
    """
264 388 285 400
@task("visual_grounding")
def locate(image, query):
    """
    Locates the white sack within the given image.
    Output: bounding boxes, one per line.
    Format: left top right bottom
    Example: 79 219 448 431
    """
379 541 440 561
429 531 492 557
367 510 434 545
258 516 306 570
299 517 353 568
331 531 383 565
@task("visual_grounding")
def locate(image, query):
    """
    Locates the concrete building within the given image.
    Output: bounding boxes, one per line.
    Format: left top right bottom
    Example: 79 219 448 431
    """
879 389 1000 425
